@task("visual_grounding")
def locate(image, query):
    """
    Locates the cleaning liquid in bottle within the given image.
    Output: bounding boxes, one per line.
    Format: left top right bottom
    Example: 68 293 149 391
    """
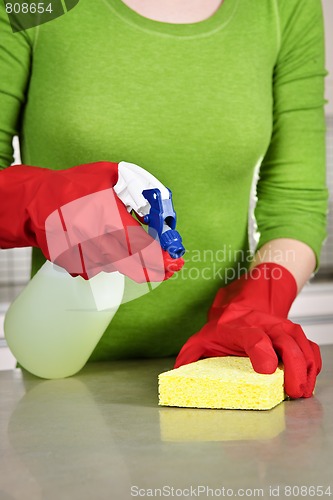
4 261 125 379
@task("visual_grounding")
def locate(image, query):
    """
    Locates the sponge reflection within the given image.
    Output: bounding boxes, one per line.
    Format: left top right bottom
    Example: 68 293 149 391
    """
159 403 286 442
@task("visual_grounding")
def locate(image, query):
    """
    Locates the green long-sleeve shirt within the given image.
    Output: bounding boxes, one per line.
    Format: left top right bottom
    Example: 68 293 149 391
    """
0 0 329 360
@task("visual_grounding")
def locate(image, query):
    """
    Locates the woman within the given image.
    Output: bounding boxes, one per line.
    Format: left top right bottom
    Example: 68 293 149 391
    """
0 0 328 397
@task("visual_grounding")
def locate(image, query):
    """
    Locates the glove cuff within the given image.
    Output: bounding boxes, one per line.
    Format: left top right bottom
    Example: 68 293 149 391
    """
209 262 298 320
236 262 298 317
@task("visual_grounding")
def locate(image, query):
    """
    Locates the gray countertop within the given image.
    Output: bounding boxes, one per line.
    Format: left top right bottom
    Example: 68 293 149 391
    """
1 347 333 500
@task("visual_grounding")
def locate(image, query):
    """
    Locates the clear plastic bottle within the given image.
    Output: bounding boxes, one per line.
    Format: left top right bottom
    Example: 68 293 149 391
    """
4 261 125 379
4 162 184 380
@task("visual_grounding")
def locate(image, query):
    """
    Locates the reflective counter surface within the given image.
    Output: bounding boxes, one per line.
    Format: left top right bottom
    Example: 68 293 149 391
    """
1 346 332 500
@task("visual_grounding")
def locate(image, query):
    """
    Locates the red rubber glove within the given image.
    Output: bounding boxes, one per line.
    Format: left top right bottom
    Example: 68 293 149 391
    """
175 263 322 399
0 162 184 281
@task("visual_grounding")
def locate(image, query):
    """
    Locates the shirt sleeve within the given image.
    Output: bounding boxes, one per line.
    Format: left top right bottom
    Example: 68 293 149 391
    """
254 0 329 271
0 3 33 169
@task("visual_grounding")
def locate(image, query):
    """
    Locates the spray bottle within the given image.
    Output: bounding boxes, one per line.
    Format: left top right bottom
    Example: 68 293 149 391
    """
4 162 185 379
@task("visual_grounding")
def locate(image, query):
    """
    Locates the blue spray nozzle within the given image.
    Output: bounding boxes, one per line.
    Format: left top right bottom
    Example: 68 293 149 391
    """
142 188 185 259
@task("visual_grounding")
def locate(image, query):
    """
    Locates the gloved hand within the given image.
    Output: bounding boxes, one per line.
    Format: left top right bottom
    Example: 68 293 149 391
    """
0 161 184 281
174 262 321 399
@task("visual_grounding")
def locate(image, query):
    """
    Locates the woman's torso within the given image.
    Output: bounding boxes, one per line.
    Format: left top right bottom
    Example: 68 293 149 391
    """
22 0 279 359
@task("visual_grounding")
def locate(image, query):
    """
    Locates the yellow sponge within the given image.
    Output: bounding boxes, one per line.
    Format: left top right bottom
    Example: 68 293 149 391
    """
158 356 285 411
